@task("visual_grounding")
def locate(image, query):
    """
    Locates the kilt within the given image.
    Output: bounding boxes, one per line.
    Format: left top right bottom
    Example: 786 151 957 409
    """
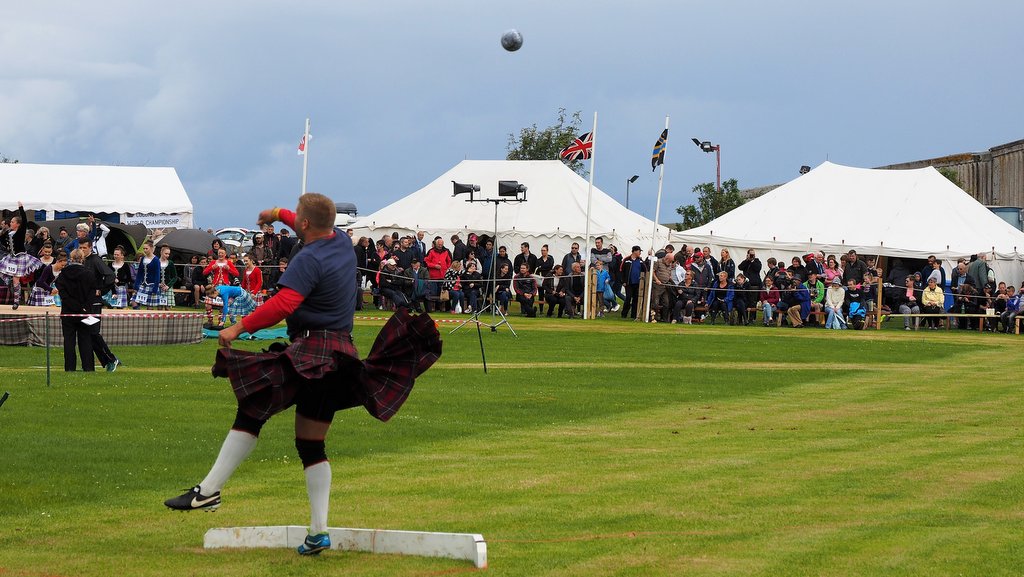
28 286 56 307
225 290 257 317
213 308 443 422
104 286 129 308
0 252 42 280
252 291 265 307
162 286 176 307
134 283 164 306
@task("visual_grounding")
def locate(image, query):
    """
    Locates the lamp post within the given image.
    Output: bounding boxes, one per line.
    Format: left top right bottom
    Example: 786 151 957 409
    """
625 174 639 209
691 138 721 193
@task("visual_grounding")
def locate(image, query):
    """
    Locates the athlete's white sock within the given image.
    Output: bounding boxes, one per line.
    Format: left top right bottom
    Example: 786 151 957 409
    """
199 429 258 495
305 461 332 534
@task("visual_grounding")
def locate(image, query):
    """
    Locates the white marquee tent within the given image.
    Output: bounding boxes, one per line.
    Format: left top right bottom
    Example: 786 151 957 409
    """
671 161 1024 285
351 160 672 258
0 163 193 228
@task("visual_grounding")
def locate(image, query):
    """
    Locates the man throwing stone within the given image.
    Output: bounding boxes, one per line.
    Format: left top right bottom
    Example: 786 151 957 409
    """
164 194 442 556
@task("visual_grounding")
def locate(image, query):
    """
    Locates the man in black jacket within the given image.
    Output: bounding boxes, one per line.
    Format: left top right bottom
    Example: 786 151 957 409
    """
512 242 538 277
450 234 467 262
513 263 537 317
738 249 762 290
842 250 868 285
79 238 120 372
55 250 95 371
278 228 297 258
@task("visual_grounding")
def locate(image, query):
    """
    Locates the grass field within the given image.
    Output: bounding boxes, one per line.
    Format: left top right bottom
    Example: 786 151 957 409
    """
0 315 1022 576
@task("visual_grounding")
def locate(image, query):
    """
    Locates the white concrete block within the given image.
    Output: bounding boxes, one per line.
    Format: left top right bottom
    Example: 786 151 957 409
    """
204 525 487 569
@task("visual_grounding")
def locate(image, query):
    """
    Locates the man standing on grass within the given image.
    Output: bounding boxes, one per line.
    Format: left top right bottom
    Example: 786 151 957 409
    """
78 237 121 372
164 193 442 557
620 246 646 320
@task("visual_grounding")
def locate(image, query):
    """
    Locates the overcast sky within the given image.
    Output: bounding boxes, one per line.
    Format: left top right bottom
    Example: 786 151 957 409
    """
3 1 1022 229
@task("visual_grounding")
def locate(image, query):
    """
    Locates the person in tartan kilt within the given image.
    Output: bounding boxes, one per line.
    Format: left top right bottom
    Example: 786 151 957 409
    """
132 240 162 308
0 202 43 309
240 254 264 307
205 283 256 328
165 193 442 557
105 246 132 308
157 245 178 310
28 253 66 307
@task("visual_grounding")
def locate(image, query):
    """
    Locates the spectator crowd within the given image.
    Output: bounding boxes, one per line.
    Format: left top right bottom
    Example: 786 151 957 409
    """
4 209 1021 335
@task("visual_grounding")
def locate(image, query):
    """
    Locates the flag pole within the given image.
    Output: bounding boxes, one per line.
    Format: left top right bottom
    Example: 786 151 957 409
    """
301 117 311 195
643 115 670 323
583 111 598 320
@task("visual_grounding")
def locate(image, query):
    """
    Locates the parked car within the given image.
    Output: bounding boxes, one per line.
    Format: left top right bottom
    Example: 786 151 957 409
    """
215 227 255 255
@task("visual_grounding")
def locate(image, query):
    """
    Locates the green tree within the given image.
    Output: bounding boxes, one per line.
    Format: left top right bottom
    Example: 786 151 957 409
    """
938 167 963 189
675 178 744 230
506 108 586 176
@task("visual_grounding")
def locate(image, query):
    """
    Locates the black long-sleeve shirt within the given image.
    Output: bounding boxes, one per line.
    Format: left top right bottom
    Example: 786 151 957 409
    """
56 263 93 314
2 206 29 254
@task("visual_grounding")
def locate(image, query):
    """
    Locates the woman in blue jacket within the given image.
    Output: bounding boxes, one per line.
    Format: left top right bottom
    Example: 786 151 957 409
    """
705 271 734 325
785 281 811 327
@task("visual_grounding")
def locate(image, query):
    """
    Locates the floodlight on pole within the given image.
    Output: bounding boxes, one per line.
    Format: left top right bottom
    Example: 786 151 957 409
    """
799 165 811 174
692 137 721 193
626 174 639 209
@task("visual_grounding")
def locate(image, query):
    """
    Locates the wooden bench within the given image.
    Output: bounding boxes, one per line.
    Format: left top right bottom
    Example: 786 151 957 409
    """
882 313 992 332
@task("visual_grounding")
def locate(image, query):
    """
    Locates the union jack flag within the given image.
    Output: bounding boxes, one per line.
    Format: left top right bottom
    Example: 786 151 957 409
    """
651 129 668 171
559 132 593 162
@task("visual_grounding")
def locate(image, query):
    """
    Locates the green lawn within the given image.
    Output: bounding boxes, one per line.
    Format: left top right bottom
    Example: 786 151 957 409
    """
0 317 1021 576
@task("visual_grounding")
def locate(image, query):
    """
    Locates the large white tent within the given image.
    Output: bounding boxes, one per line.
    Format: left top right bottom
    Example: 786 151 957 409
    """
352 160 672 257
671 161 1024 285
0 163 193 228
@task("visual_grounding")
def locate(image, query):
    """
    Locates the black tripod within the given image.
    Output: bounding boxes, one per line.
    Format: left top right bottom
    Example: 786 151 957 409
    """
450 197 521 337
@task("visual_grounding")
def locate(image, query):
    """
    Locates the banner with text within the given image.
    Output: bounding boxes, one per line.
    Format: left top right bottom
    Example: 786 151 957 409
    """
124 213 192 230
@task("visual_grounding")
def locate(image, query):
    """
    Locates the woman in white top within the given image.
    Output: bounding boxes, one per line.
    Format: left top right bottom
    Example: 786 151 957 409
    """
824 276 848 329
105 246 132 308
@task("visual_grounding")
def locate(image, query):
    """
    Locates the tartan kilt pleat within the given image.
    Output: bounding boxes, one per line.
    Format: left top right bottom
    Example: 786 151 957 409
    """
213 309 442 422
134 283 163 306
361 308 443 421
28 286 55 307
112 286 128 308
0 252 42 280
225 290 257 317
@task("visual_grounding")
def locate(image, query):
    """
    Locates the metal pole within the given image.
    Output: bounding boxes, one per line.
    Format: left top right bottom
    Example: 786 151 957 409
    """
476 320 487 374
45 311 51 387
643 116 670 323
715 145 721 193
626 179 630 209
301 117 311 195
583 111 597 321
492 200 498 326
